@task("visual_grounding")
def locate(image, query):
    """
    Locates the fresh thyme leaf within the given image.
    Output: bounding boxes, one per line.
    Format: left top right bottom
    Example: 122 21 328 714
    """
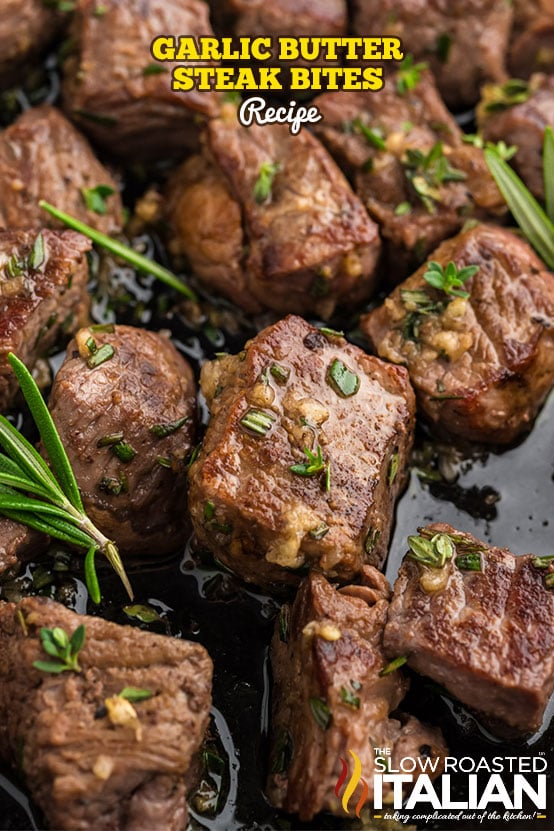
407 532 454 568
423 260 478 298
290 445 325 477
456 552 482 571
435 33 452 63
396 55 428 95
532 555 554 568
379 655 408 676
364 527 380 555
309 522 329 540
123 604 161 623
271 728 293 774
253 161 280 204
318 326 344 338
403 143 466 212
269 363 290 384
39 201 196 300
29 233 45 270
395 201 412 216
388 452 399 485
111 442 136 463
81 184 115 216
483 78 530 112
309 697 332 730
87 343 114 368
463 135 518 160
485 147 554 269
33 624 85 674
143 63 167 76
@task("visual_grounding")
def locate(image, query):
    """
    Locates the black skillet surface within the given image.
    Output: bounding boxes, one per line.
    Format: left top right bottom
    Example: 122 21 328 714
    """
0 55 552 831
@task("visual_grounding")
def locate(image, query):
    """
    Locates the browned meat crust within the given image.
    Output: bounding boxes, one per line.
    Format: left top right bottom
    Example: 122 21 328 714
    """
384 523 554 734
188 315 415 589
362 224 554 444
0 596 212 831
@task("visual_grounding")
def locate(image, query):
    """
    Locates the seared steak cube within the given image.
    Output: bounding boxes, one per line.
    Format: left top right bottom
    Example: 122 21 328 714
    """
188 315 415 589
479 73 554 201
0 1 61 89
0 595 212 831
0 228 90 412
267 567 447 820
166 111 381 318
314 70 505 280
48 325 196 556
384 523 554 734
351 0 512 110
0 105 123 234
509 0 554 77
362 224 554 444
62 0 220 160
211 0 346 41
0 518 47 580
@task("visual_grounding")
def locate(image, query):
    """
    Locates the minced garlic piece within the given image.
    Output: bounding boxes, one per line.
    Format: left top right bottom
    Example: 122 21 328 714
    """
105 695 143 741
302 620 342 641
93 755 115 780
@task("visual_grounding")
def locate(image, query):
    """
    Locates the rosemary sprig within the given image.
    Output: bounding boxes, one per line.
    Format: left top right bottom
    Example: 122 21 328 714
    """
0 354 133 603
39 200 197 301
485 133 554 269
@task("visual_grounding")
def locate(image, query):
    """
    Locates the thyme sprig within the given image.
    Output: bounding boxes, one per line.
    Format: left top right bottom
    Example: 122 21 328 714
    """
423 260 479 298
0 354 133 603
39 200 197 300
33 624 85 674
485 128 554 269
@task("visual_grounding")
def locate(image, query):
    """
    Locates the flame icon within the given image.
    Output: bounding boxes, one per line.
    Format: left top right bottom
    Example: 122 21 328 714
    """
334 749 369 818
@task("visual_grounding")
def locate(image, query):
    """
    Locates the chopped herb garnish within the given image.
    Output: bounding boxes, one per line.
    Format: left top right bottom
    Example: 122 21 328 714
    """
29 233 45 270
87 343 114 368
143 63 167 76
123 604 161 623
89 323 115 334
407 531 455 568
325 462 331 493
364 527 380 555
33 624 85 674
309 522 329 540
240 408 276 437
93 3 107 14
327 359 360 398
463 134 518 160
271 728 293 774
340 686 361 709
156 456 172 468
253 161 280 204
456 552 482 571
204 501 215 521
403 143 466 212
396 55 428 95
483 78 530 113
352 119 386 150
99 476 126 496
270 363 290 384
309 697 332 730
379 655 408 676
118 687 153 702
318 326 344 338
394 201 412 216
290 445 326 477
388 452 399 485
85 336 97 354
532 555 554 568
97 433 124 447
81 184 115 216
112 441 136 463
435 33 452 63
423 260 479 299
150 416 189 438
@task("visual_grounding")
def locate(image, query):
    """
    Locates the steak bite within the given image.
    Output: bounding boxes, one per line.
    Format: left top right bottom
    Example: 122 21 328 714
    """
0 228 90 412
0 595 212 831
313 70 505 280
188 315 415 589
0 518 47 580
351 0 512 110
267 568 447 820
0 106 123 235
362 224 554 444
210 0 346 42
479 74 554 201
48 325 196 556
384 523 554 734
62 0 220 160
166 110 381 318
509 0 554 78
0 1 62 89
